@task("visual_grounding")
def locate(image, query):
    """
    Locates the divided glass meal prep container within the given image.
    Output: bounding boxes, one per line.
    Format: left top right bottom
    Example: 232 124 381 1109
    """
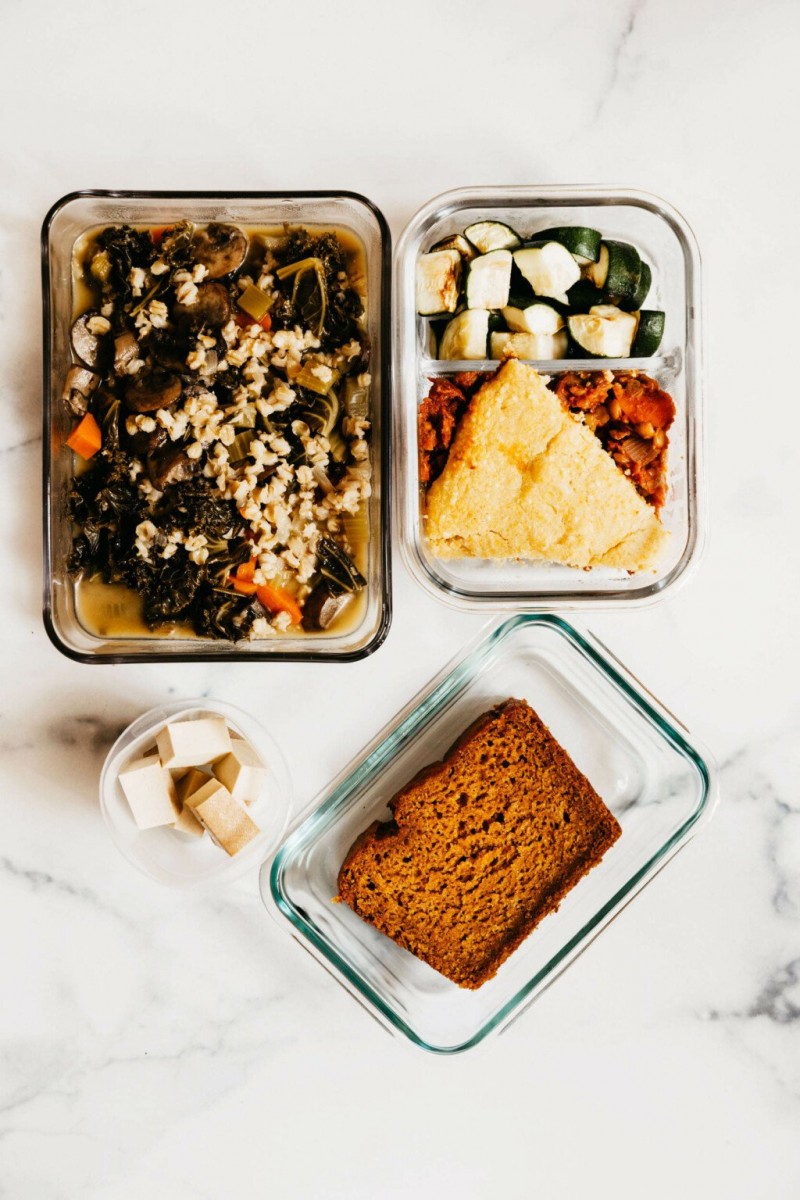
42 190 391 663
394 186 704 610
262 615 716 1054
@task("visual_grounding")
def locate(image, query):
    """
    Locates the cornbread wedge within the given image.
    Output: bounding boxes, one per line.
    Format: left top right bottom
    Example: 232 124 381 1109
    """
424 359 668 571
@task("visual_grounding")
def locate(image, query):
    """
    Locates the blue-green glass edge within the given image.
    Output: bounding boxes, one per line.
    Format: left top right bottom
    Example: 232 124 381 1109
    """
268 613 713 1054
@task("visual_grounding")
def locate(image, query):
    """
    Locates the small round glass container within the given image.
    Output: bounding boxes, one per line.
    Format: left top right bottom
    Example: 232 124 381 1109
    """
100 698 291 887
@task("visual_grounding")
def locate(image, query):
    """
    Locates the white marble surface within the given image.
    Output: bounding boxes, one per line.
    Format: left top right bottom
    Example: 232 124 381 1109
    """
1 1 799 1196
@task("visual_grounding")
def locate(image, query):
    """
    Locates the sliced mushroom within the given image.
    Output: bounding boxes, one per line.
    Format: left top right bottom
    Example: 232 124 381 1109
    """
173 281 232 329
114 331 140 374
147 444 196 490
61 365 100 417
192 223 248 278
126 422 168 456
302 582 353 631
149 328 190 373
125 369 182 413
71 312 110 369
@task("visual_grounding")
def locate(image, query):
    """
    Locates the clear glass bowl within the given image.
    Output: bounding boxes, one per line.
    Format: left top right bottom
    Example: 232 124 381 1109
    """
262 615 716 1053
42 190 391 661
100 698 291 887
394 186 705 609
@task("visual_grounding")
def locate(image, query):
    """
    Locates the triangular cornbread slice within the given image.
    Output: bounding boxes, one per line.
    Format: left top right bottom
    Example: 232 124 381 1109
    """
424 359 669 571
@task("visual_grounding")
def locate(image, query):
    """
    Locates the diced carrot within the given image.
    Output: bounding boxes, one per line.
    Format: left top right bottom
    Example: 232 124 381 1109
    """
66 412 102 460
236 558 256 582
232 577 258 596
150 226 170 245
256 582 303 626
234 310 272 332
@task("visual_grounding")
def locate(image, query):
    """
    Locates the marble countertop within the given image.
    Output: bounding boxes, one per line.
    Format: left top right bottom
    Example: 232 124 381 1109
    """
1 1 799 1196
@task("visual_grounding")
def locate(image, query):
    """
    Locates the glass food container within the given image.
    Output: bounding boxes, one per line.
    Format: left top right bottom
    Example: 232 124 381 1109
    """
42 190 391 662
394 186 704 610
100 698 292 887
262 615 716 1053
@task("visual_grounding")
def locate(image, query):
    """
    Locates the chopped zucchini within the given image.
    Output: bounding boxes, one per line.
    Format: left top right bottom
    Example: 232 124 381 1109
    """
430 233 476 260
567 305 639 358
490 331 568 360
566 279 604 311
631 310 665 356
512 242 581 305
464 250 512 310
463 221 521 254
622 260 652 312
501 301 564 335
584 240 642 307
532 226 601 264
416 249 462 315
439 310 490 360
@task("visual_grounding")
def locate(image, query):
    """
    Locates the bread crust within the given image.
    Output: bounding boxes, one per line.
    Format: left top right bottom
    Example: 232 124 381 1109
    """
337 699 621 989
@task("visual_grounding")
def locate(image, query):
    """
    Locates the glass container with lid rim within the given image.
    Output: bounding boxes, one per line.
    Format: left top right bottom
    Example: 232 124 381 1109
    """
394 184 705 611
42 189 392 662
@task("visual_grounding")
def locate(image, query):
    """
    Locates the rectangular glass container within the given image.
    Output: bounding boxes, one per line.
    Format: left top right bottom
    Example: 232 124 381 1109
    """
42 190 391 662
394 186 704 609
262 615 716 1053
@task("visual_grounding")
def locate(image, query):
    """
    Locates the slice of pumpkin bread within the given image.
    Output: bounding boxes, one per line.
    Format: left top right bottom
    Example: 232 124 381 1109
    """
337 698 621 989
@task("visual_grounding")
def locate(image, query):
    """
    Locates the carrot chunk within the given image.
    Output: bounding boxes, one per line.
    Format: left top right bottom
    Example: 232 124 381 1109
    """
66 412 102 460
256 582 302 625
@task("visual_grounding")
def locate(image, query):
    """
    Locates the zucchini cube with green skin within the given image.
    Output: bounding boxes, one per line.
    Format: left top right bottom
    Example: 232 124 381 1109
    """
501 301 565 335
439 310 490 360
490 330 568 361
463 221 521 254
465 250 513 310
416 249 462 315
584 240 643 307
567 305 639 358
512 243 581 305
532 225 602 264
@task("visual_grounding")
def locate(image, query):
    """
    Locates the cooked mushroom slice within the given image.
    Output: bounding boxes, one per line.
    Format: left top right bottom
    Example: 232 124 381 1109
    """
192 223 248 278
61 365 100 417
125 369 182 413
302 582 354 631
126 422 168 456
173 281 232 328
71 312 110 369
146 444 196 490
114 331 140 374
149 328 190 373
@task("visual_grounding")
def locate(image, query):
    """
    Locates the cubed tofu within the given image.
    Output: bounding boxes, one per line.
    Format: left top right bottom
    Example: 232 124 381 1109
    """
185 778 260 857
171 767 210 838
213 740 267 804
156 717 231 770
118 757 179 830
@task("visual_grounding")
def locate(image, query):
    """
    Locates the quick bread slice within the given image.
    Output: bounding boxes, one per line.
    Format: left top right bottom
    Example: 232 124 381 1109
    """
424 358 669 571
337 698 621 989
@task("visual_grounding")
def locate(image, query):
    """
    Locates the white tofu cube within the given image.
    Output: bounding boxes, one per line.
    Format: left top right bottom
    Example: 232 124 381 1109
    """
213 740 267 804
118 757 179 830
185 778 260 856
172 768 209 838
156 717 231 770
